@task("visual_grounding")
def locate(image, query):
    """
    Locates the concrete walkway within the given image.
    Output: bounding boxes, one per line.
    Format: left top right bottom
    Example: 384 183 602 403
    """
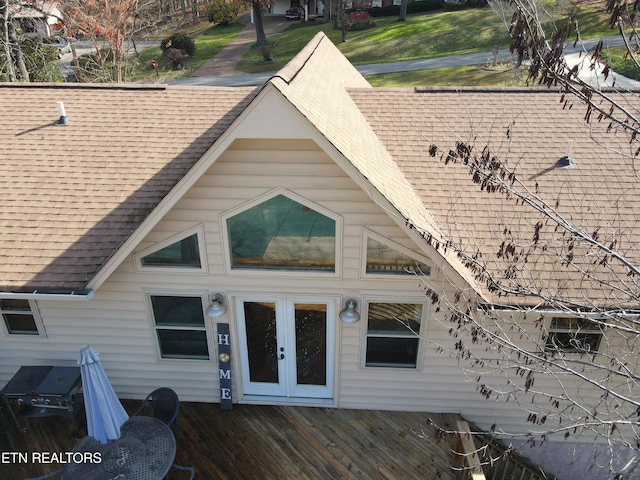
174 18 640 88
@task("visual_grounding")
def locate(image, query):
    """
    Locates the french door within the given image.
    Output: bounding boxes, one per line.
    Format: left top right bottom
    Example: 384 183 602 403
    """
235 297 335 399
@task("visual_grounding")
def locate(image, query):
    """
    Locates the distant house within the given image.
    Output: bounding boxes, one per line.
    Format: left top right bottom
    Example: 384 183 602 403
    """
1 33 639 479
10 1 63 37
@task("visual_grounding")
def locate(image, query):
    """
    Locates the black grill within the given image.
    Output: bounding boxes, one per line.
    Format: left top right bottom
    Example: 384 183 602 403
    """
1 365 82 433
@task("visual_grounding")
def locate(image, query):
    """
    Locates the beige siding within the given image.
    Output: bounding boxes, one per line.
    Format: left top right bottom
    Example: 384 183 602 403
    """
0 136 613 440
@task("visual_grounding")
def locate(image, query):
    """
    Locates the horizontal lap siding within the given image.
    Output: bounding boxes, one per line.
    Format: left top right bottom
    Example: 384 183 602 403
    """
0 138 563 437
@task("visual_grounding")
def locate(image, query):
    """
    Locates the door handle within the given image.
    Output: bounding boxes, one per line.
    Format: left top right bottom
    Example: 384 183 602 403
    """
279 347 284 360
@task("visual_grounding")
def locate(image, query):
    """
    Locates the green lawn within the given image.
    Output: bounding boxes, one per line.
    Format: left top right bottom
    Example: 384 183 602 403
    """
125 22 244 82
600 47 640 81
236 10 513 74
125 3 615 85
235 5 614 76
366 63 531 87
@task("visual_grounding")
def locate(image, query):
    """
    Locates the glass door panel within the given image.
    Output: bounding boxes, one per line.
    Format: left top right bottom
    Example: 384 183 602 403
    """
243 301 279 384
294 303 327 386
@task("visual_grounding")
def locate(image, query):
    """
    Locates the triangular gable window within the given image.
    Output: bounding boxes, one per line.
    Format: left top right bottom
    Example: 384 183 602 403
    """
364 233 431 276
142 234 201 267
135 225 206 273
225 191 338 273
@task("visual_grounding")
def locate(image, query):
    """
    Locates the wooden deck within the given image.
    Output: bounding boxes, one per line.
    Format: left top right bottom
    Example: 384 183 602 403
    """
1 400 456 480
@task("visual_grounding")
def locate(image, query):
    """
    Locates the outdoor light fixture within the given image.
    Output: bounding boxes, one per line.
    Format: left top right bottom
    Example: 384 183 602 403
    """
339 298 360 323
206 293 227 317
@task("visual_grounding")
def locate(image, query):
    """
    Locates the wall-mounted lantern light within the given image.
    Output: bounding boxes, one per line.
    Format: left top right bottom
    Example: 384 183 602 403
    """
206 293 227 317
339 298 360 323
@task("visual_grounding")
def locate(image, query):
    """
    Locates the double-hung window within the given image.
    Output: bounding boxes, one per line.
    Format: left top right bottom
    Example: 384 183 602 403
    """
365 301 424 368
0 299 43 335
149 294 210 360
545 317 603 354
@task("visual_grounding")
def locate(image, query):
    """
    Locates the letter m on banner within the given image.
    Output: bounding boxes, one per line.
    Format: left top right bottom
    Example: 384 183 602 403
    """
217 323 232 410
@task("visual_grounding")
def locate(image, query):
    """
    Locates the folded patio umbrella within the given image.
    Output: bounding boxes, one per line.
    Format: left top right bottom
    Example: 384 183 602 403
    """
77 345 129 444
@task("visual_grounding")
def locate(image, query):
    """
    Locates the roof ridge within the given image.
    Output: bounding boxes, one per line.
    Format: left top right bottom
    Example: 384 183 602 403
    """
0 82 167 91
412 85 640 93
268 32 328 86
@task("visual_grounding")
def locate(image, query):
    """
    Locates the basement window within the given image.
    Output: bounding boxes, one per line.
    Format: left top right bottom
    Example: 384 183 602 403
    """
545 317 603 354
0 299 43 336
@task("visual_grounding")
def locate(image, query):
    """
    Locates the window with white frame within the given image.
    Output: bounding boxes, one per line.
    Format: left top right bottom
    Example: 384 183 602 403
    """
365 301 423 368
224 191 339 273
544 317 603 354
134 226 207 273
363 232 432 277
0 299 43 335
149 294 210 360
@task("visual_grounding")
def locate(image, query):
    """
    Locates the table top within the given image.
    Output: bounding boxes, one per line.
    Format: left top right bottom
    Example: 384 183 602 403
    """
1 366 81 396
64 416 176 480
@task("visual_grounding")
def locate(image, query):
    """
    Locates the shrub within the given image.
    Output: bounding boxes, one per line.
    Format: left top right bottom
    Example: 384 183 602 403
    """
77 48 118 81
160 33 195 57
161 48 189 70
258 45 273 62
206 0 242 25
348 10 375 30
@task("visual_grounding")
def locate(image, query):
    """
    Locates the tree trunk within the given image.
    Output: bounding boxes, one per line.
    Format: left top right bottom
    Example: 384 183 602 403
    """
323 0 330 23
1 0 17 81
338 0 348 42
7 21 29 80
192 0 198 21
252 2 267 46
180 0 187 19
398 0 408 21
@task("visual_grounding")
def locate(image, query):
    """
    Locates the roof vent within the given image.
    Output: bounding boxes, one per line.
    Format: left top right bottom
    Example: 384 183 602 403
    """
56 101 68 126
557 155 576 169
557 140 576 169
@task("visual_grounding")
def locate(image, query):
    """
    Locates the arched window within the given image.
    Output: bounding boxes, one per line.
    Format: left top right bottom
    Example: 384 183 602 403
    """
224 191 339 273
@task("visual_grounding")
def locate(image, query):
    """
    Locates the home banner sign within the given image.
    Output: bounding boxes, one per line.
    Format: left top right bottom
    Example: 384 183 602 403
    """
217 323 232 410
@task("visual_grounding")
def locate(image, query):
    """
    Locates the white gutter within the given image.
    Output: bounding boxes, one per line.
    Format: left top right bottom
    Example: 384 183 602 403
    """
0 290 94 300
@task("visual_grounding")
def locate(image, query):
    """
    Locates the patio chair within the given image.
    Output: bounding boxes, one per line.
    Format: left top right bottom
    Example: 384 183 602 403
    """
133 387 179 428
167 463 195 479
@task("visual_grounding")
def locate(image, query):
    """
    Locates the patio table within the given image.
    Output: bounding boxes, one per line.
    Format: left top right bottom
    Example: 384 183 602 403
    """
64 416 176 480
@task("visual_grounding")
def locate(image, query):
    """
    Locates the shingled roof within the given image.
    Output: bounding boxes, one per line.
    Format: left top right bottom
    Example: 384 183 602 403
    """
0 83 257 292
350 87 640 306
2 33 640 309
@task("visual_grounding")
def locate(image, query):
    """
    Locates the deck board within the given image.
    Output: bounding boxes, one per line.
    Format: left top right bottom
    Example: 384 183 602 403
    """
1 400 456 479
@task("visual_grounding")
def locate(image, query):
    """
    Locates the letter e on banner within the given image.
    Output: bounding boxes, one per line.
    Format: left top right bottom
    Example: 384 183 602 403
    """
217 323 232 410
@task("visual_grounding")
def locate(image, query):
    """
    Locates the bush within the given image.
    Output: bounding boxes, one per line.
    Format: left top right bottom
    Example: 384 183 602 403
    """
77 48 117 80
348 10 375 30
160 33 195 57
206 0 241 25
161 48 189 70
